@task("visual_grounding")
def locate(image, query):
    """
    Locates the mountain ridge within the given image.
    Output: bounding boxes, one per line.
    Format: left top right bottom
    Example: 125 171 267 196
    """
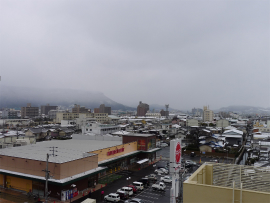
0 85 136 111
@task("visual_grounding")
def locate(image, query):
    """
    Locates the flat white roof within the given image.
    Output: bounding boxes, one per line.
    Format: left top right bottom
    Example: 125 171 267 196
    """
0 139 122 164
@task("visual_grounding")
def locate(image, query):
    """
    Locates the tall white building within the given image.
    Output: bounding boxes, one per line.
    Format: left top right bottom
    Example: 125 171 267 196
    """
203 106 214 122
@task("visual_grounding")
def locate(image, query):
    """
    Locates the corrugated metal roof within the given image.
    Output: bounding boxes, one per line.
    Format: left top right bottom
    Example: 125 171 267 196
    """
0 139 122 164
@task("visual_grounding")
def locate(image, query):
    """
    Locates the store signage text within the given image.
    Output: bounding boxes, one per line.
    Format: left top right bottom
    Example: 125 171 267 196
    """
107 148 124 156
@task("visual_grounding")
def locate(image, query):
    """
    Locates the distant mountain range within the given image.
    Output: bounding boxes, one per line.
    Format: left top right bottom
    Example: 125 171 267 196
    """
0 85 136 111
215 105 270 114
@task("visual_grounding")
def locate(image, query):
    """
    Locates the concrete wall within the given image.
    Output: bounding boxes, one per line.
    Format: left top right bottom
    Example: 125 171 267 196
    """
184 183 270 203
184 164 270 203
59 155 98 179
0 154 98 180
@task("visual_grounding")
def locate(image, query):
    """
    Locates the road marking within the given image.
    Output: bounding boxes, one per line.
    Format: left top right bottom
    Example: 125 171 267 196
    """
136 194 159 199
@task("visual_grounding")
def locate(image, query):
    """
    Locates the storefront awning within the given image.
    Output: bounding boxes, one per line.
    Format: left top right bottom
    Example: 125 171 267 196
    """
137 158 149 164
0 166 107 186
141 148 162 153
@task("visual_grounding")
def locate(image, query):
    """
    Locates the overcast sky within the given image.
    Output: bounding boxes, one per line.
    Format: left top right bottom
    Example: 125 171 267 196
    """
0 0 269 110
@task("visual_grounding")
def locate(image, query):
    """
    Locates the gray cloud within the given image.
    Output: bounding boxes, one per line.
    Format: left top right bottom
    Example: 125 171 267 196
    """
0 0 269 110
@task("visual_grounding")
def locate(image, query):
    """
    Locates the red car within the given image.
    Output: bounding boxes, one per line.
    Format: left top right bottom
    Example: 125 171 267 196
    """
127 185 138 193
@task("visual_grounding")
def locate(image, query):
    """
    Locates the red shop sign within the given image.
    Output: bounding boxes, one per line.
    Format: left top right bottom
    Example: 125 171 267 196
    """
107 147 124 156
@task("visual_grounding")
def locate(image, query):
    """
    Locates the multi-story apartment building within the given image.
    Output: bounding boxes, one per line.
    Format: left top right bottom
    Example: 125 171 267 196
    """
55 112 108 124
82 122 120 135
2 109 20 119
72 104 90 113
40 104 58 115
203 106 214 122
55 112 92 123
94 113 109 123
48 109 67 120
137 101 149 116
99 104 111 115
21 103 39 118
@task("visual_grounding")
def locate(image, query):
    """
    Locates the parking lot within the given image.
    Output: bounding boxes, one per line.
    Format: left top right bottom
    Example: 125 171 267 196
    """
75 146 201 203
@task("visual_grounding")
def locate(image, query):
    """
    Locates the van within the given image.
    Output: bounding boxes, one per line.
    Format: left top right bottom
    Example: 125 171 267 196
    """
137 178 150 187
121 187 133 196
132 182 144 191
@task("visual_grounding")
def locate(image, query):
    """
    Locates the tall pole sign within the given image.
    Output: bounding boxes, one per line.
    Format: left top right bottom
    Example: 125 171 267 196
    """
170 139 182 173
170 139 182 203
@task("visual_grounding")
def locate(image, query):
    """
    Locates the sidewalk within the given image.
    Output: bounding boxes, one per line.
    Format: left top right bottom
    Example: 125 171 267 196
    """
0 188 36 203
0 184 105 203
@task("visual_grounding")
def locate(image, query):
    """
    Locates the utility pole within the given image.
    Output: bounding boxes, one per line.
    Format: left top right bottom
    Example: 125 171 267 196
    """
43 153 50 203
50 147 58 157
43 147 58 202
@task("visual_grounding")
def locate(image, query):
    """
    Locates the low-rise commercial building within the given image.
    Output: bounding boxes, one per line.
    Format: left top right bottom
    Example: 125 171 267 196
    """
0 133 160 200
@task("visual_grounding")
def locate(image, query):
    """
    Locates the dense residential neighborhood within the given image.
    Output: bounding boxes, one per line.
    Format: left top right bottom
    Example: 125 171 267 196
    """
0 103 269 202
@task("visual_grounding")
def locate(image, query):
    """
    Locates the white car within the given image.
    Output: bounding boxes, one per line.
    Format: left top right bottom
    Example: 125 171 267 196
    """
159 168 169 174
185 160 196 165
104 193 120 202
154 168 168 175
160 143 168 147
117 187 133 196
160 176 172 183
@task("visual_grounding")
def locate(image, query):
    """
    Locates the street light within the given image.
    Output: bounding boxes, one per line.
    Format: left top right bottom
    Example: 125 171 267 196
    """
70 184 76 203
126 177 131 185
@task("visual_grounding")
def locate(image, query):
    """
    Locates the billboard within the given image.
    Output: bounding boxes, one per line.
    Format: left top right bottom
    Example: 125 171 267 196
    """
170 139 182 173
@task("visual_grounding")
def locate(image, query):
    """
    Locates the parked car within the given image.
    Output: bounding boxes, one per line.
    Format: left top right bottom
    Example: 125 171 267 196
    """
132 182 144 191
104 193 121 202
152 182 166 191
190 152 195 157
155 168 168 175
117 187 133 196
137 178 150 187
145 174 157 181
125 198 145 203
127 185 138 193
160 176 172 183
116 191 129 200
185 160 196 165
154 169 166 175
160 143 168 147
159 168 169 174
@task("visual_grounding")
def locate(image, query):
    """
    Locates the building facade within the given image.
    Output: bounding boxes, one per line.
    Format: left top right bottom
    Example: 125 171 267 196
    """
203 106 214 122
72 104 90 113
40 104 58 115
99 104 111 115
21 103 39 118
2 109 20 119
0 134 160 200
184 163 270 203
137 101 149 116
